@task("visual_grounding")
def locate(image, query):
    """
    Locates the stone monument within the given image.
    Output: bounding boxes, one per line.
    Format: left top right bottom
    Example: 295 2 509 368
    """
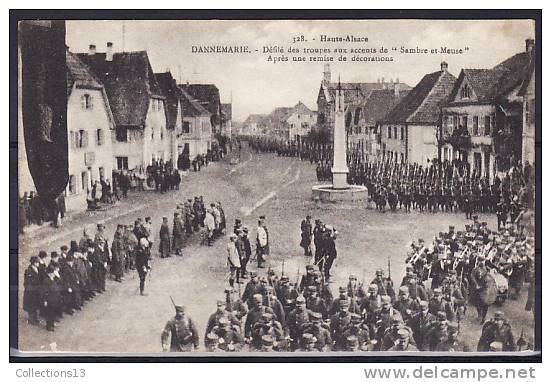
311 80 368 203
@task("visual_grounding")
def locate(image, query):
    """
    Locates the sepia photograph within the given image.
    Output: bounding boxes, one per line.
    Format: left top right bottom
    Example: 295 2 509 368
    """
11 12 540 359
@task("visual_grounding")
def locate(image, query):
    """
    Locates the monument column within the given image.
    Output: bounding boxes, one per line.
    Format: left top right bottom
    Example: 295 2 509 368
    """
331 81 349 189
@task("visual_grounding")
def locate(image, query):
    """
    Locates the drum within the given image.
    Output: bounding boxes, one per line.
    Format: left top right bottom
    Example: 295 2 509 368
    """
491 269 509 294
479 272 498 306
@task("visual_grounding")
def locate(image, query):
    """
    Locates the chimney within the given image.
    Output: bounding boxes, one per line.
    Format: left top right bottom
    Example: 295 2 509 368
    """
394 82 401 98
106 42 113 61
323 63 331 85
525 38 535 53
88 44 96 56
441 61 448 72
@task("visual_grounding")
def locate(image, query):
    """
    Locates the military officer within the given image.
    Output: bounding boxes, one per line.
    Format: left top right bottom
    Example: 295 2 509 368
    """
477 311 516 352
435 322 470 352
161 305 199 352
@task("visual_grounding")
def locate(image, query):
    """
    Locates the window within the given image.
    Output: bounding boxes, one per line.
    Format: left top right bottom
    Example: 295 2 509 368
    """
68 175 77 194
453 116 458 131
81 94 93 109
99 167 105 180
116 156 128 170
484 116 491 135
462 116 468 134
394 127 398 139
400 153 404 163
183 121 191 134
388 126 392 139
116 127 128 142
473 116 479 136
81 171 88 192
151 127 155 140
461 85 471 99
69 131 75 149
77 130 88 148
345 112 352 128
400 127 405 141
354 108 361 125
96 129 104 146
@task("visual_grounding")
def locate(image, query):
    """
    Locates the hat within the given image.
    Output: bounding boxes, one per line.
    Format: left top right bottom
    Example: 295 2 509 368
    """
175 305 184 313
296 296 306 305
381 295 391 304
397 329 410 339
261 335 274 347
38 250 48 258
253 294 263 303
339 299 350 307
489 341 503 351
399 286 409 294
306 265 314 271
350 313 362 322
311 312 322 321
349 275 357 280
391 315 403 324
216 300 225 307
376 269 384 276
346 335 359 345
368 284 378 292
307 285 317 292
494 311 505 320
30 256 39 264
419 301 429 309
437 311 447 322
259 215 266 220
280 276 289 283
250 271 258 277
338 286 347 293
433 288 442 295
242 227 249 233
139 238 149 247
224 287 234 293
60 245 68 251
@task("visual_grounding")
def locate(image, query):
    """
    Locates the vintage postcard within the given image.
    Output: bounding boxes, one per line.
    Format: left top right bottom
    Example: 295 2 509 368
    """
13 14 539 358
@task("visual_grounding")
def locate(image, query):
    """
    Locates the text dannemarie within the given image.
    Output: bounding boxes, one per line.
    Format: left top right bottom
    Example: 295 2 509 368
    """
191 45 251 53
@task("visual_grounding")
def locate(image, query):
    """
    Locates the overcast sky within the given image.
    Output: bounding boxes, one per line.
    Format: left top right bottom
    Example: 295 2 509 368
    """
66 19 535 122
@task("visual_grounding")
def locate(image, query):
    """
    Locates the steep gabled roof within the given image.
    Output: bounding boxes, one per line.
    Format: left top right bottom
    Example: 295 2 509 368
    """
323 81 412 104
221 103 232 121
66 50 103 96
243 114 268 125
177 85 211 118
179 84 220 116
155 72 180 130
518 48 536 96
362 89 409 126
382 70 456 124
77 51 164 127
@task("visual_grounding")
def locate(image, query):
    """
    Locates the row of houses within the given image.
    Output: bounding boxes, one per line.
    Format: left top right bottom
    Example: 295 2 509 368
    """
315 39 536 178
240 101 317 143
22 42 232 212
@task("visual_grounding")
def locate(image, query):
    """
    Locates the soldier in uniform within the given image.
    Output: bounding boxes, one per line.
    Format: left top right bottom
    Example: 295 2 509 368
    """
256 218 269 268
381 316 414 351
470 254 490 323
110 224 125 282
477 311 516 351
341 313 371 351
224 286 248 322
208 317 244 352
287 296 311 349
161 305 199 352
393 286 420 322
305 285 328 319
264 286 286 327
329 299 352 349
300 215 313 257
135 238 152 296
276 275 299 315
295 333 319 352
251 313 286 351
428 288 455 322
244 294 275 339
422 312 449 351
387 329 419 351
241 272 262 308
159 217 171 258
435 322 470 352
239 227 252 278
303 312 332 351
205 300 241 338
371 269 395 302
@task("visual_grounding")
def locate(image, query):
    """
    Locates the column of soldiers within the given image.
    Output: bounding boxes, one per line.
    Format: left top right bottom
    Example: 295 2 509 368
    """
246 136 333 165
159 212 533 352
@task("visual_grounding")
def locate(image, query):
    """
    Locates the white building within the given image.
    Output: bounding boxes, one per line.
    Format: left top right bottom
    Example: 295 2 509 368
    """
178 86 213 160
287 101 317 143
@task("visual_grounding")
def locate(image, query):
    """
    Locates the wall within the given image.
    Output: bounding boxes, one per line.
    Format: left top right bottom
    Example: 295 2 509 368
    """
144 98 170 164
180 115 212 159
522 71 535 165
408 124 438 165
66 86 114 212
380 123 407 163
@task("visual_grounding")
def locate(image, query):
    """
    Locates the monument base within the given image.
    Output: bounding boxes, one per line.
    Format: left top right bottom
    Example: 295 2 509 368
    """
311 184 369 203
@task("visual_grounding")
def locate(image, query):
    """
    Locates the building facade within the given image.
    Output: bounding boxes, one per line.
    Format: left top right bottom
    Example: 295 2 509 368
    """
381 62 457 165
287 101 317 143
178 85 213 160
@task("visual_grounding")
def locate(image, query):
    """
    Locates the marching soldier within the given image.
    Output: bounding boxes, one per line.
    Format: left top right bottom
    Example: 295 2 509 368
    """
135 238 152 296
161 305 199 352
422 312 449 351
341 313 371 351
300 215 313 257
371 269 396 302
244 294 275 339
329 299 352 350
225 286 248 322
287 296 312 349
428 288 455 322
435 322 470 352
408 301 435 351
393 286 420 322
303 312 332 351
477 311 516 351
295 333 319 352
387 329 419 351
208 317 244 352
205 300 241 339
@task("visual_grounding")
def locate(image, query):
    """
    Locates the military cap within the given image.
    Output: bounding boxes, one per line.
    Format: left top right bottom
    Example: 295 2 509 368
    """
315 219 322 224
306 264 314 271
306 215 311 219
250 271 258 277
494 311 505 320
311 312 322 321
346 335 359 345
224 286 234 293
473 215 479 220
449 269 457 275
338 286 347 293
447 322 459 333
235 218 242 224
66 254 75 262
175 305 185 313
205 333 218 343
97 223 105 229
349 275 357 280
253 294 263 303
489 341 503 351
50 251 59 259
265 286 275 293
30 256 39 264
419 301 429 309
449 225 455 231
339 299 350 307
242 227 249 233
381 295 392 304
216 300 225 307
218 317 230 326
433 288 442 295
307 285 317 292
302 333 317 344
296 296 306 305
376 269 384 276
280 276 289 283
391 315 403 324
405 264 414 270
259 215 266 220
60 245 69 251
437 312 447 321
397 329 410 339
350 313 362 322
